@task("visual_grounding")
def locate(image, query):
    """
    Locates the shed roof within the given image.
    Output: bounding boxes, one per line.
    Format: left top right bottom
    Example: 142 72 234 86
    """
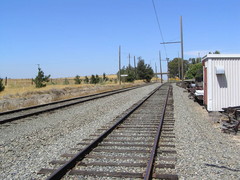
202 54 240 62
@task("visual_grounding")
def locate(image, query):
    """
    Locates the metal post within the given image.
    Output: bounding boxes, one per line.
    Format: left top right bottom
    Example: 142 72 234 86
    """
180 16 184 80
119 46 121 85
159 51 163 83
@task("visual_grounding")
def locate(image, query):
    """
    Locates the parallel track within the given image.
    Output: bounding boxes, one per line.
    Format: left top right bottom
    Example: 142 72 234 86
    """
0 84 151 124
38 83 178 179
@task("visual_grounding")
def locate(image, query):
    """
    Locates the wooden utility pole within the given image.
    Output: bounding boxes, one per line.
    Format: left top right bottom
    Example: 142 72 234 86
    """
159 51 163 83
166 58 169 82
134 56 137 79
128 53 131 68
160 16 184 81
178 52 181 79
155 62 157 81
5 77 7 86
180 16 184 80
119 46 121 85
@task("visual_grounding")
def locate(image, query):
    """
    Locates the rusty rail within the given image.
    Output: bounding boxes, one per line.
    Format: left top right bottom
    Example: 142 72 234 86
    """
144 86 171 180
0 83 153 124
46 85 163 180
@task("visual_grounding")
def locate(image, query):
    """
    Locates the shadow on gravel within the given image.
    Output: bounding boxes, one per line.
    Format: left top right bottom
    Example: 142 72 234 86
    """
205 163 240 172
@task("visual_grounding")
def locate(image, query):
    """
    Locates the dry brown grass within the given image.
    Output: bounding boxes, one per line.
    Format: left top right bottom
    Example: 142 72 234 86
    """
0 74 118 99
0 77 146 112
0 82 138 100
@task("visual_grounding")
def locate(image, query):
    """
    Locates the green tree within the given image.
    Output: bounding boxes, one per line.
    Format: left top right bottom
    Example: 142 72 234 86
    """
33 67 50 88
126 66 135 82
117 58 154 83
136 57 154 82
185 63 203 81
209 50 220 54
103 73 108 81
189 58 196 64
90 75 97 84
189 58 201 65
95 74 100 84
168 58 189 78
196 57 201 63
0 78 5 92
74 75 82 84
84 76 89 84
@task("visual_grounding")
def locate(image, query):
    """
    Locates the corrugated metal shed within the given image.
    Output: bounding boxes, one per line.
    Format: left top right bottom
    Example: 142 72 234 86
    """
202 54 240 111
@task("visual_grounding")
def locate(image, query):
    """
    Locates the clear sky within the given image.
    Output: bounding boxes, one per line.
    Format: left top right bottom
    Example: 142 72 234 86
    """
1 0 240 78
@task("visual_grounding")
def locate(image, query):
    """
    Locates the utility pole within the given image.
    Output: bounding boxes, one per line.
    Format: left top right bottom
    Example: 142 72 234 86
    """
5 77 7 86
134 56 137 79
155 62 157 82
160 16 184 81
166 58 169 82
178 52 181 79
128 53 131 68
159 51 163 83
180 16 184 81
198 52 201 63
119 46 121 85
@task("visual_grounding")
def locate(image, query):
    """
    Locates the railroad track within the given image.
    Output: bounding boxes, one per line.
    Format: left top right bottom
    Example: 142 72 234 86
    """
0 84 152 125
38 83 178 179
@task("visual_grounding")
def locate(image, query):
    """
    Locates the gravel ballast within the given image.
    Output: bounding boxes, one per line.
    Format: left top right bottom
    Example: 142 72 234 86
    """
173 84 240 179
0 83 160 180
1 83 239 179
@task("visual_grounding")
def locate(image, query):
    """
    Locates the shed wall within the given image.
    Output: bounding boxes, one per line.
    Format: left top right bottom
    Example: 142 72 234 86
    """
206 58 240 111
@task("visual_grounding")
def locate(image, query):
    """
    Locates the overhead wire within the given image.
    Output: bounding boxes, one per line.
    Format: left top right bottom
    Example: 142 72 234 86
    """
151 0 168 58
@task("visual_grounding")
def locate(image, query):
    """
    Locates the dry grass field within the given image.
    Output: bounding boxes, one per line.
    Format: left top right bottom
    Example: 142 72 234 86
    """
0 74 118 99
0 75 148 112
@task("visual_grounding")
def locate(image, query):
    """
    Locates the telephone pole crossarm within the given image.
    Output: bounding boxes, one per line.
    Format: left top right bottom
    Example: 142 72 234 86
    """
159 16 184 81
160 41 181 44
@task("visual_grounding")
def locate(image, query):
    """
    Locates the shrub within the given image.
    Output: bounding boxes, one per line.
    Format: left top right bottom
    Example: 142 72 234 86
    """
74 75 82 84
84 76 89 84
95 74 100 84
103 73 108 81
33 67 51 88
90 75 96 84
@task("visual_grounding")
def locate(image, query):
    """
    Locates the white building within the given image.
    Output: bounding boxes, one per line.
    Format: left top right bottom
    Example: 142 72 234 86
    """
202 54 240 111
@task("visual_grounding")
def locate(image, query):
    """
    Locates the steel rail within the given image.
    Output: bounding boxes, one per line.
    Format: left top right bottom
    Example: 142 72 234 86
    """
46 84 164 180
0 83 153 124
144 85 171 180
0 83 150 116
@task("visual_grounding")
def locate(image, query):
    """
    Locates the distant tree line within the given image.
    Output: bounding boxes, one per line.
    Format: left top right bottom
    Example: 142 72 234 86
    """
74 73 109 85
168 58 202 81
32 65 112 88
117 57 154 83
168 50 220 81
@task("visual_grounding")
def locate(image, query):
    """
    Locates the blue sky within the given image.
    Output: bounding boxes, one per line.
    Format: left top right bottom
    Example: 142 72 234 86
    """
1 0 240 78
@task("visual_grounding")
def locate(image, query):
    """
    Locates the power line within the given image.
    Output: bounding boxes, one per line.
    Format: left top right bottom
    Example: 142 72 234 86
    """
151 0 168 58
